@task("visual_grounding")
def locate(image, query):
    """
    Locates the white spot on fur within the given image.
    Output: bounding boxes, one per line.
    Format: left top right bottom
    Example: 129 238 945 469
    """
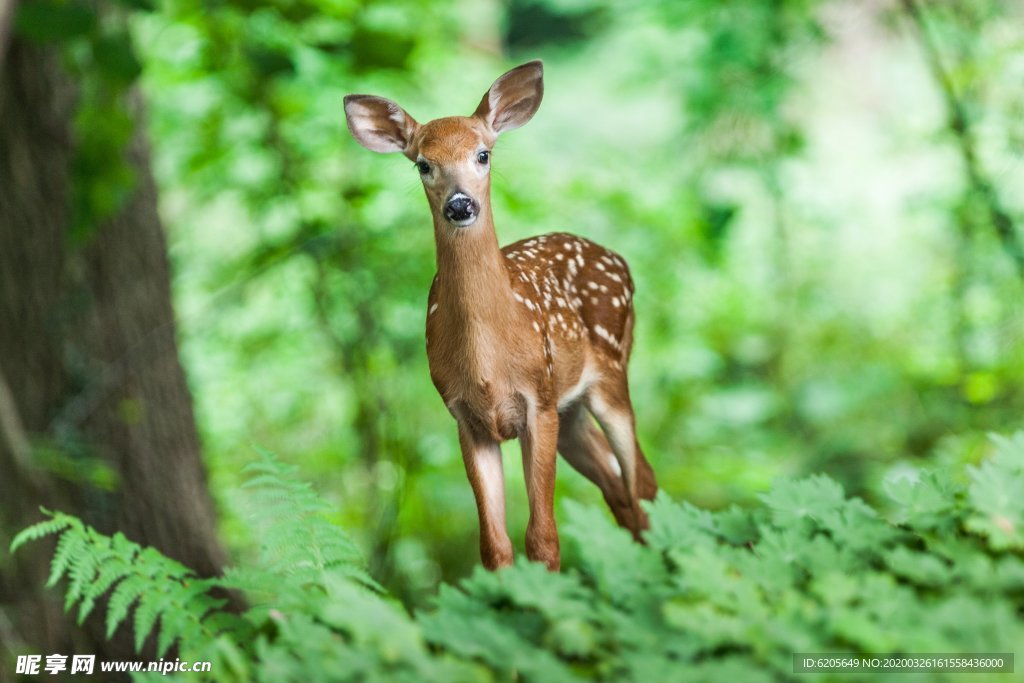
594 324 621 349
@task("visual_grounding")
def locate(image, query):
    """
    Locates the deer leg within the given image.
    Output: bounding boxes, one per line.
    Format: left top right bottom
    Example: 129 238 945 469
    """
557 402 637 535
458 423 513 569
586 375 658 537
519 403 561 570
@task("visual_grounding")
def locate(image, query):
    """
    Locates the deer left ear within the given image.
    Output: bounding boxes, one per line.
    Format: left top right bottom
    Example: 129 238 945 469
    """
473 60 544 136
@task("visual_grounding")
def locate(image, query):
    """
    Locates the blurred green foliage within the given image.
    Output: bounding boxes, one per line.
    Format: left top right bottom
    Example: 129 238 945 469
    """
15 435 1024 681
16 0 1023 602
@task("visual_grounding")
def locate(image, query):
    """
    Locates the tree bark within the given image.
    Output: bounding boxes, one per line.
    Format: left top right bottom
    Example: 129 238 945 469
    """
0 0 16 71
0 36 226 676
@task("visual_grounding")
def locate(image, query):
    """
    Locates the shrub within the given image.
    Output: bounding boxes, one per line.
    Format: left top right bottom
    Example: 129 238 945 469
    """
12 437 1024 682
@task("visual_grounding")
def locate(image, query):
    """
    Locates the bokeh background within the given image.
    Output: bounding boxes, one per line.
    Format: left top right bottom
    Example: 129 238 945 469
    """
2 0 1023 641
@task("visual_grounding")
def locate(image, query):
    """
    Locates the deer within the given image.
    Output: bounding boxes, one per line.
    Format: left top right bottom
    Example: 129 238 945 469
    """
343 60 657 571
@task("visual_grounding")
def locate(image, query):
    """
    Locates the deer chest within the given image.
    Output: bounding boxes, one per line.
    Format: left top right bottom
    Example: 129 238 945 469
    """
426 334 528 442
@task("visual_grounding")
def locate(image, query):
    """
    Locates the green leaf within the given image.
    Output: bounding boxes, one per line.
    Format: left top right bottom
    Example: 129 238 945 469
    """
14 0 96 43
758 474 846 528
643 493 718 555
244 46 295 79
885 546 952 587
562 500 666 605
92 32 143 84
884 469 960 530
106 575 146 639
9 511 73 554
714 504 759 545
110 0 156 11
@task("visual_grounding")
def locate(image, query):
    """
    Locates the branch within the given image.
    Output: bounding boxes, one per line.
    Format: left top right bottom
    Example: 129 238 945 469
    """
900 0 1024 282
0 362 45 488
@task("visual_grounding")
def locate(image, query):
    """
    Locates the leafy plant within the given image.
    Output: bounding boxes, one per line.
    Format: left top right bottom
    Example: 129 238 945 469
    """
12 438 1024 682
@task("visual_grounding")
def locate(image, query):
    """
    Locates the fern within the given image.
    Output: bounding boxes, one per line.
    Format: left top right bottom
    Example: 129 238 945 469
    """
222 450 379 608
238 452 371 576
10 511 237 661
11 451 384 681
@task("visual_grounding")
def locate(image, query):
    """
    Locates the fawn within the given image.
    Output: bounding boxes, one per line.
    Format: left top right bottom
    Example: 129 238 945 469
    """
344 61 657 570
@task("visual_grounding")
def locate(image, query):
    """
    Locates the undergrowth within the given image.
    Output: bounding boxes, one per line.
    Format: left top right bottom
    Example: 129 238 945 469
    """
11 436 1024 682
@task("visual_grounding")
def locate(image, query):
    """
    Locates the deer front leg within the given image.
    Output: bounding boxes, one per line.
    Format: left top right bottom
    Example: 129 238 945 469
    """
519 402 560 570
458 423 513 569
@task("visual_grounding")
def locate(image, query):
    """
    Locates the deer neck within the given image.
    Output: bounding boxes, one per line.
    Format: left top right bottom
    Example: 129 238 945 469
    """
432 204 517 334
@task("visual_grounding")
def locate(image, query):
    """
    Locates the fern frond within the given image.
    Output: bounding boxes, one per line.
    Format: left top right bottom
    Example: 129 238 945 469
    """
233 450 377 593
65 529 106 610
77 533 138 624
106 574 149 639
133 586 167 653
8 510 75 554
48 528 87 588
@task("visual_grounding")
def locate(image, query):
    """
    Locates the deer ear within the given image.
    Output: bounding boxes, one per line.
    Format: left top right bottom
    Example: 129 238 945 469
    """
473 60 544 135
344 95 419 158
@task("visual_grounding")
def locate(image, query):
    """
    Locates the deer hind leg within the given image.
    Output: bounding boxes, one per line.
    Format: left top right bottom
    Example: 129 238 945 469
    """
557 401 638 536
584 373 658 538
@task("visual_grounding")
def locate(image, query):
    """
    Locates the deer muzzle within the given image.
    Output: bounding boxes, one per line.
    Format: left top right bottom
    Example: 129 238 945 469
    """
444 192 479 226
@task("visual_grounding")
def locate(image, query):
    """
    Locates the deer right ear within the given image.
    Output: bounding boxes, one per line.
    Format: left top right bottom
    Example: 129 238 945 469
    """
344 95 419 158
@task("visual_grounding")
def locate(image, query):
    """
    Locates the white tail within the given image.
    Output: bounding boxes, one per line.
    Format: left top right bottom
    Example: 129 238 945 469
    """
344 61 657 570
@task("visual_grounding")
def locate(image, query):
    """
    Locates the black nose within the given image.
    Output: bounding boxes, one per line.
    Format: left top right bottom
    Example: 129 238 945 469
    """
444 193 478 223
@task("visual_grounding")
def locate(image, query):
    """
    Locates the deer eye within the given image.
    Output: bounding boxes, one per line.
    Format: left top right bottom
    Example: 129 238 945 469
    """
476 151 490 165
416 160 431 175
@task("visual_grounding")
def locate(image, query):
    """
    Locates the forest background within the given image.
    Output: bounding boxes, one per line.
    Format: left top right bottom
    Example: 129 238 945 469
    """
1 0 1022 675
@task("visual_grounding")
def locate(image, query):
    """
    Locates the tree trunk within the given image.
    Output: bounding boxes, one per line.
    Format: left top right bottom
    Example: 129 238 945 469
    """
0 37 226 676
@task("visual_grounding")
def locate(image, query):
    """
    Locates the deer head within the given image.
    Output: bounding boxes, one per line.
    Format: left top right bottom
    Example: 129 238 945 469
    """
343 61 544 229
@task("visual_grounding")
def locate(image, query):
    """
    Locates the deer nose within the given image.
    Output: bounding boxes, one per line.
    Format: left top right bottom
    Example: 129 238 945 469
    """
444 192 478 225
